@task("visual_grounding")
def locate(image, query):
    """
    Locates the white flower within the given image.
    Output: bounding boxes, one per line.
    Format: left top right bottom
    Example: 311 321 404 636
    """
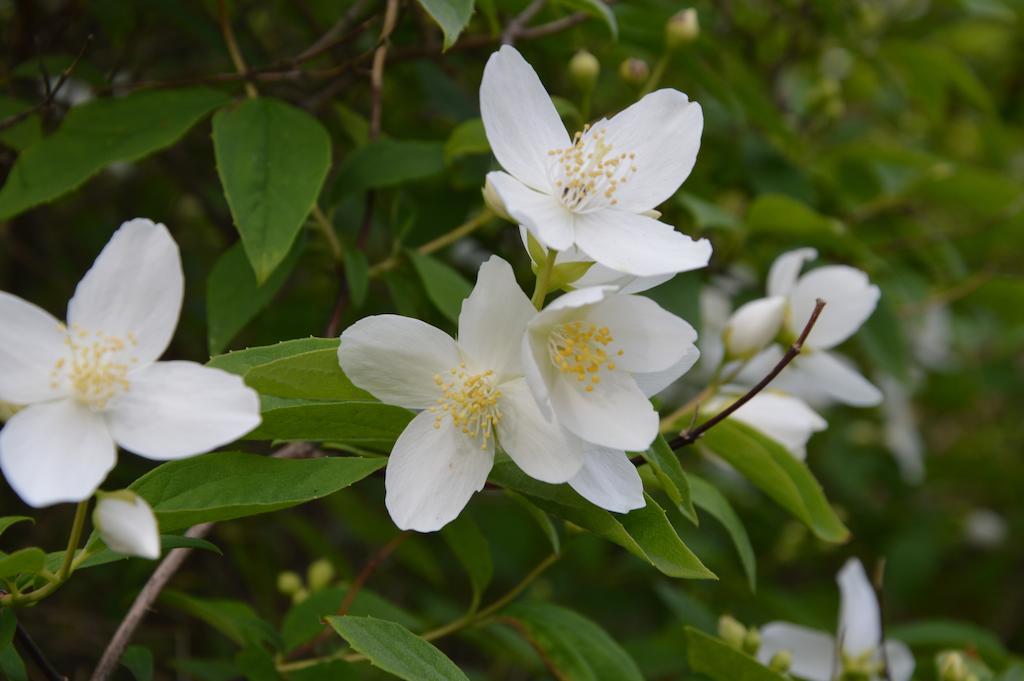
338 256 584 532
93 491 160 560
522 287 700 451
878 374 924 484
481 45 712 278
722 296 786 359
758 558 915 681
705 388 826 460
735 248 883 407
0 219 262 508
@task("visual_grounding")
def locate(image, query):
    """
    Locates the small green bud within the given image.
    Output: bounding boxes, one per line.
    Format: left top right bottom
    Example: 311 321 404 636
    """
937 652 968 681
277 571 303 595
769 650 792 673
718 615 747 650
666 8 699 49
307 558 335 592
291 587 310 605
618 58 650 87
742 627 762 655
569 50 600 90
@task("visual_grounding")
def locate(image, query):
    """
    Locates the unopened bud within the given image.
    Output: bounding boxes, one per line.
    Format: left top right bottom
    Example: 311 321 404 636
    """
718 615 747 650
93 491 160 560
742 627 761 655
619 58 650 87
307 558 335 592
291 587 309 605
666 8 699 49
723 296 786 359
277 571 303 595
769 650 792 673
937 652 968 681
482 175 513 222
569 50 600 90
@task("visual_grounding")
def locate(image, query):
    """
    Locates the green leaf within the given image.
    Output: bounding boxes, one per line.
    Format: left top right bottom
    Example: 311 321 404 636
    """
130 451 385 531
678 192 742 231
407 250 472 323
207 337 339 375
0 609 26 681
333 139 445 199
0 516 32 541
554 0 617 39
640 435 698 524
121 646 154 681
206 237 304 354
502 602 643 681
344 248 371 308
161 591 280 649
414 0 474 50
746 193 847 245
0 97 42 151
0 88 228 219
618 494 716 580
685 627 788 681
443 118 489 164
327 615 471 681
0 548 45 579
245 348 372 401
212 97 331 282
441 514 493 609
246 401 412 449
699 420 849 543
689 474 757 591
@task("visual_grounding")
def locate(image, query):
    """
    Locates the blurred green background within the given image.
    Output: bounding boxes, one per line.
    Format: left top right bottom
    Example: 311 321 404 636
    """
1 0 1022 678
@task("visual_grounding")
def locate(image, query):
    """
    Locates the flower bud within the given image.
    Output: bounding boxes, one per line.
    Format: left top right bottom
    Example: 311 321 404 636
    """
93 491 160 560
718 615 747 650
742 627 761 655
569 50 600 91
277 571 303 595
769 650 792 673
482 176 513 222
291 587 309 605
307 558 335 592
618 58 650 87
666 8 699 49
723 296 786 359
937 652 968 681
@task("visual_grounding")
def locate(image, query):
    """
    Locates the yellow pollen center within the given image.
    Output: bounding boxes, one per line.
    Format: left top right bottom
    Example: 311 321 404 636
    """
547 124 638 212
547 320 623 392
429 363 502 449
51 324 138 410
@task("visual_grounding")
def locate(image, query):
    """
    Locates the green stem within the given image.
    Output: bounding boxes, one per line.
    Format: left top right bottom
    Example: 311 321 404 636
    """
640 52 670 97
59 500 89 581
367 209 494 278
311 205 344 263
531 248 558 310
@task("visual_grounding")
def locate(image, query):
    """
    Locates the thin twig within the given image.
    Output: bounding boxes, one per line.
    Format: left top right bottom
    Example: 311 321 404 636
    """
14 621 65 681
218 0 258 99
874 558 894 681
0 35 93 133
502 0 548 44
293 0 377 63
90 442 315 681
667 299 827 450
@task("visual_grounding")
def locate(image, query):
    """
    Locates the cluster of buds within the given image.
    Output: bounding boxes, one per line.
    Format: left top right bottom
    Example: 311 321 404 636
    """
718 615 763 657
937 652 981 681
277 558 336 604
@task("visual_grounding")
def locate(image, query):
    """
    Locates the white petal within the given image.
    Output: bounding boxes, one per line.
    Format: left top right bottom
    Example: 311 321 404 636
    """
757 622 836 681
574 209 712 277
94 493 161 560
495 378 583 483
487 171 575 250
789 265 880 349
634 345 701 398
67 219 184 365
712 390 827 460
587 293 698 373
521 330 554 417
881 640 915 681
569 445 645 513
723 296 786 359
385 411 494 532
549 370 658 451
107 361 261 461
837 558 881 657
480 46 569 192
0 399 115 507
541 285 612 314
879 375 925 485
0 292 69 404
767 247 817 298
799 351 883 407
339 315 460 409
599 89 703 212
458 256 534 381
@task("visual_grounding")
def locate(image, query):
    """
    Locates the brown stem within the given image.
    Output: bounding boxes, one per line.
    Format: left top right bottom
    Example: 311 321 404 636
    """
0 34 93 132
501 0 547 44
667 298 827 450
218 0 258 99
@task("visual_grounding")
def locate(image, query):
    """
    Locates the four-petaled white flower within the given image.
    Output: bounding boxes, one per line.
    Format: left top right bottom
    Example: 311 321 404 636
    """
481 45 712 278
734 248 882 407
339 256 585 532
0 219 262 508
93 491 161 560
705 388 827 460
522 287 700 451
758 558 914 681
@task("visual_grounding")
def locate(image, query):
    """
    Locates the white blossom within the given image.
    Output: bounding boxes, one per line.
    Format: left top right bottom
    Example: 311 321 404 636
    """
705 388 826 460
0 219 261 507
723 296 786 359
94 491 161 560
